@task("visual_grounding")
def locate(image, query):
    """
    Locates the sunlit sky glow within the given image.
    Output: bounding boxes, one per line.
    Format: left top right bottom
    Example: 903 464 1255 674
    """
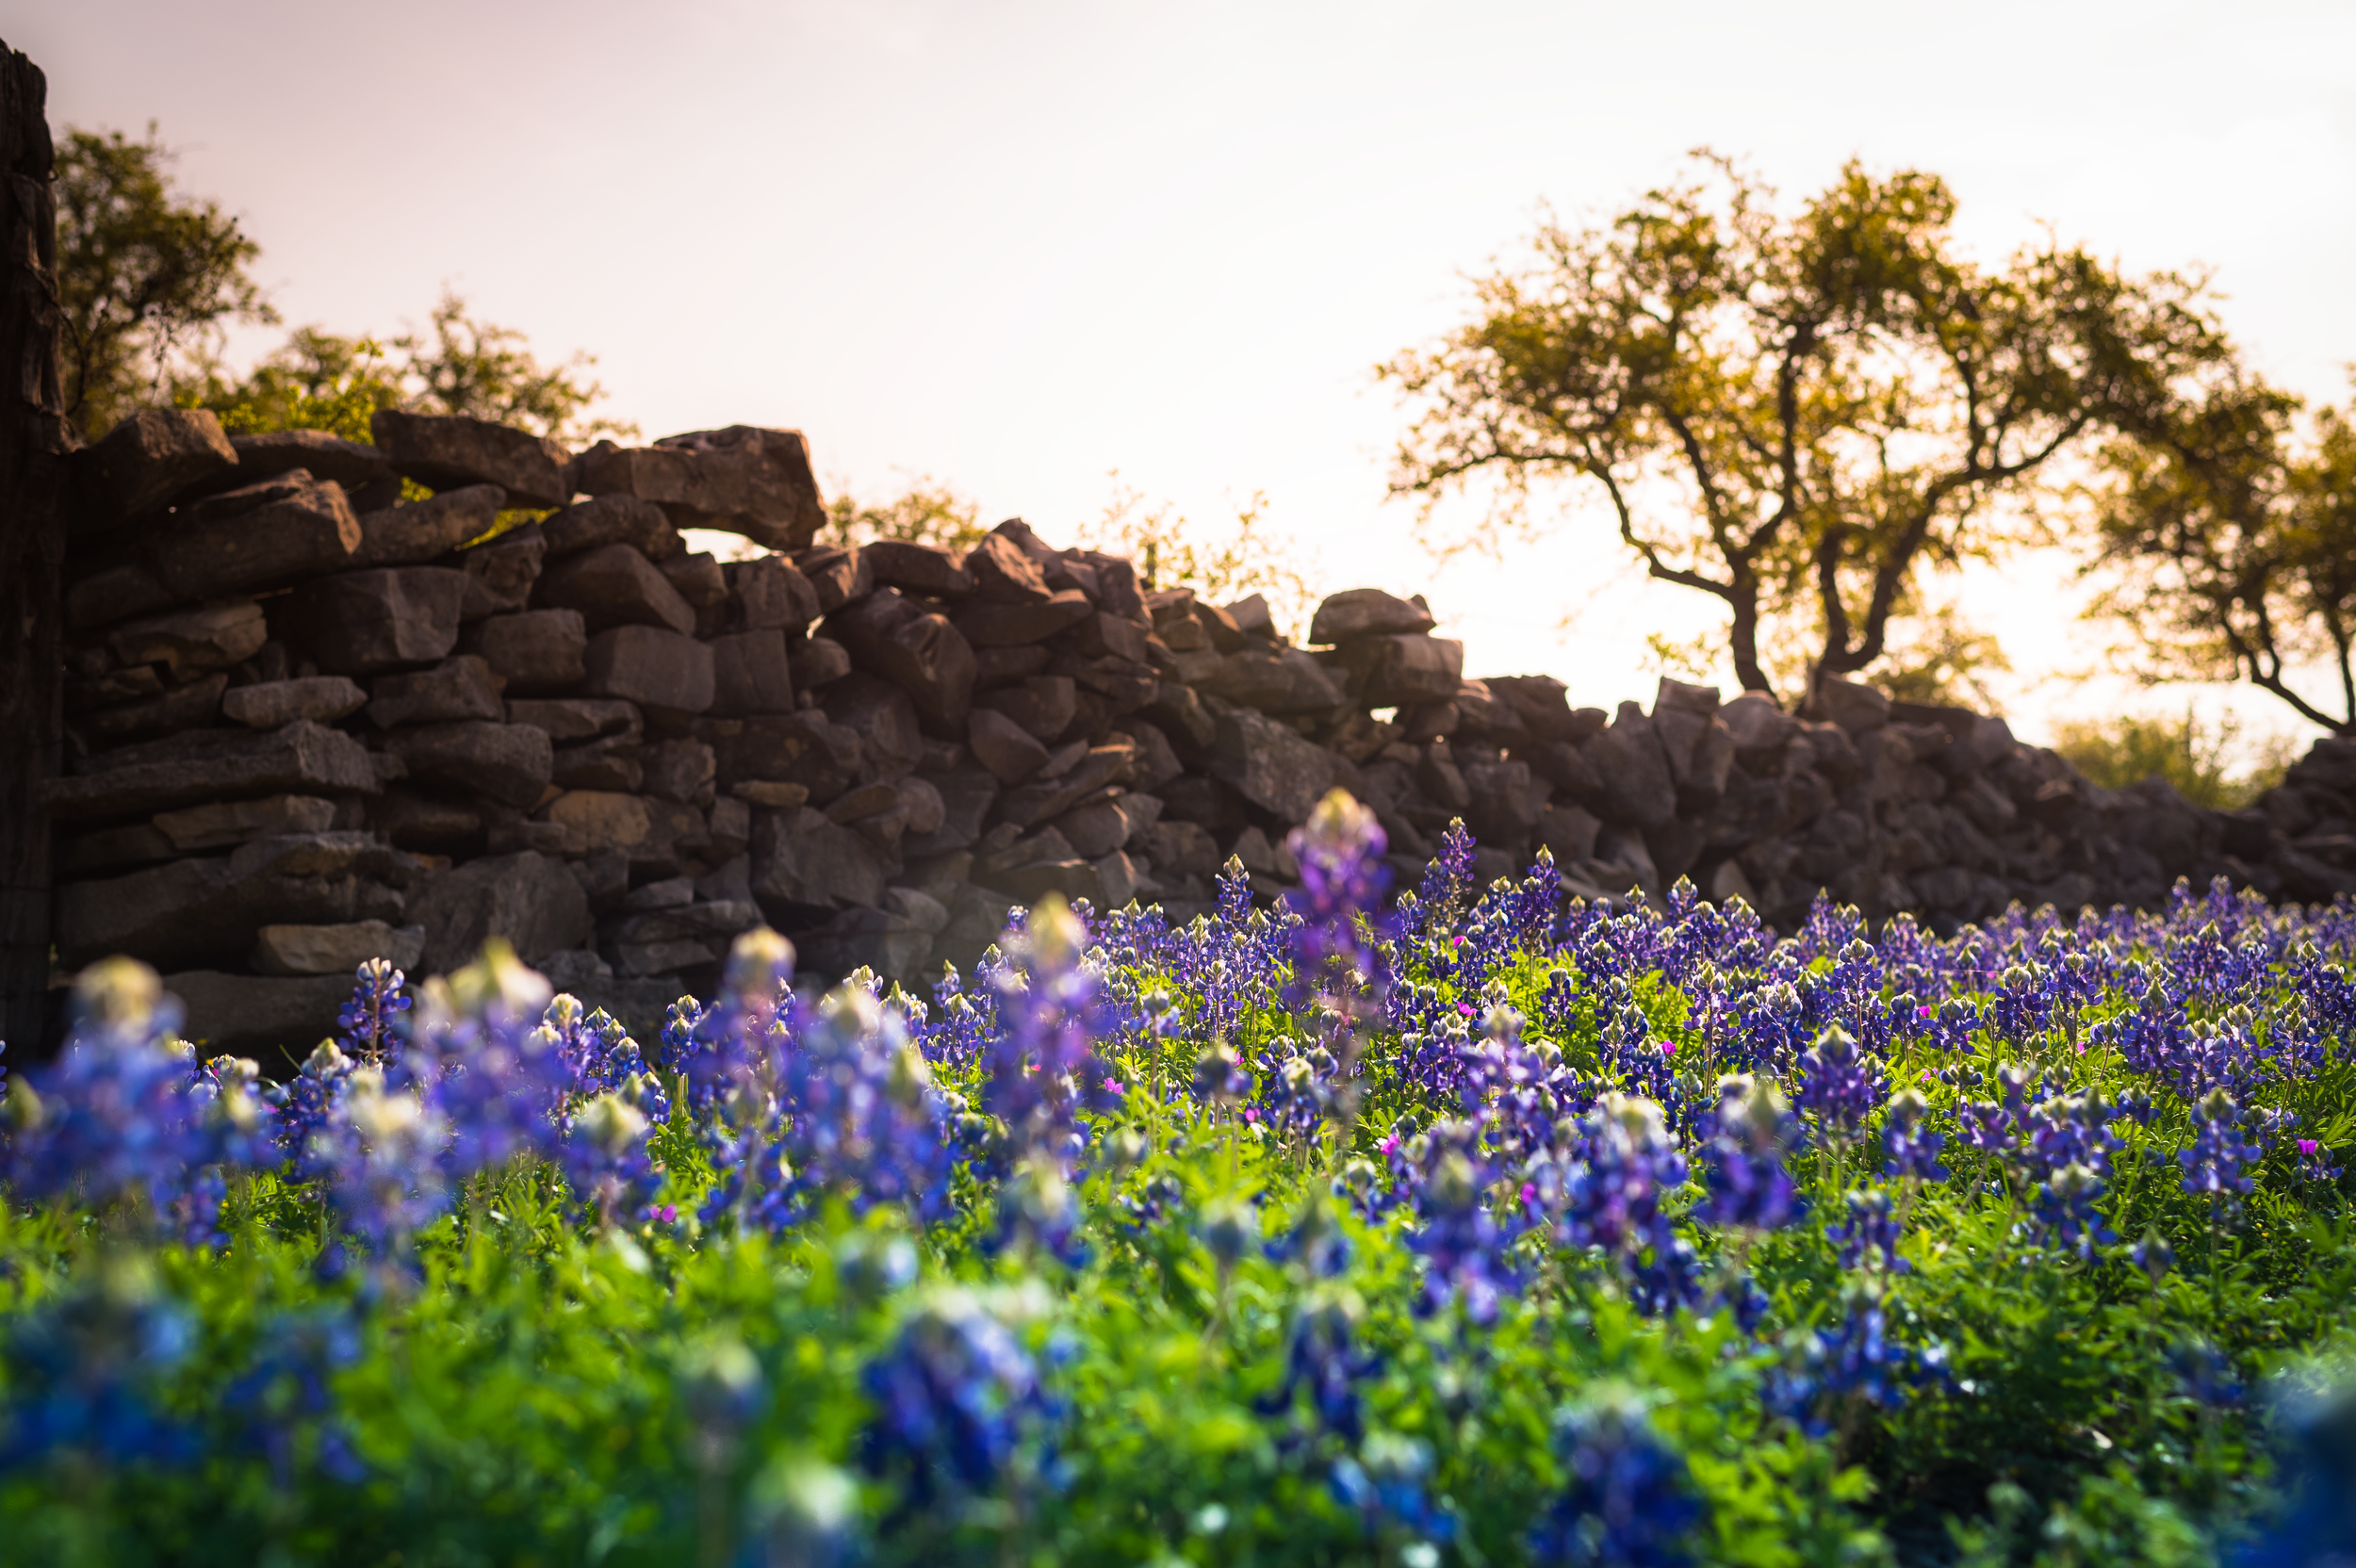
20 0 2356 758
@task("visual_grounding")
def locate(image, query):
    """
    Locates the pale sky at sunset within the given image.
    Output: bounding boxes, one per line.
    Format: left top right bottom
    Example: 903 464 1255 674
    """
15 0 2356 758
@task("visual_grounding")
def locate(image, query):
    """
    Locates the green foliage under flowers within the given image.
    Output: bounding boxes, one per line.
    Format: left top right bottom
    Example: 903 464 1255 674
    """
3 869 2355 1567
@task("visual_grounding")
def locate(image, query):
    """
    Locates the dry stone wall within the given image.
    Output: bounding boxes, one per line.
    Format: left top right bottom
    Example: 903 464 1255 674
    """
44 406 2356 1057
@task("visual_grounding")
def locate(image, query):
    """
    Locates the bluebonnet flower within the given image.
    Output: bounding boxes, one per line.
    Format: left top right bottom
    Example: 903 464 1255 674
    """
1562 1095 1701 1315
2031 1162 2113 1259
1881 1089 1948 1183
221 1305 366 1485
1400 1119 1525 1324
1529 1392 1701 1568
335 957 409 1059
1765 1286 1946 1434
560 1088 659 1226
1697 1075 1802 1232
1331 1430 1454 1550
1284 789 1393 1016
1794 1025 1884 1145
988 896 1118 1174
539 995 668 1117
2180 1088 2256 1205
2 958 269 1223
0 1253 196 1474
859 1288 1052 1504
1258 1284 1381 1444
269 1040 357 1183
1826 1188 1908 1275
1410 818 1479 941
328 1064 451 1256
404 942 570 1182
787 986 957 1223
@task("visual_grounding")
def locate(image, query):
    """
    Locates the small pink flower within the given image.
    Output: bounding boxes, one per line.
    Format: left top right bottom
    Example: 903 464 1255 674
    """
1658 1039 1677 1057
2300 1138 2320 1155
1104 1078 1126 1097
1381 1135 1399 1157
1243 1107 1260 1124
1458 1003 1475 1017
1918 1005 1933 1019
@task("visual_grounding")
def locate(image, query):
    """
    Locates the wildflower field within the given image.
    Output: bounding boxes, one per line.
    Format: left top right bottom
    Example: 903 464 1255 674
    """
3 792 2353 1567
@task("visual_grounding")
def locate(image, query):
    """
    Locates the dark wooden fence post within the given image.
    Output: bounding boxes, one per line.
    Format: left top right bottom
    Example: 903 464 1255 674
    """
0 39 68 1055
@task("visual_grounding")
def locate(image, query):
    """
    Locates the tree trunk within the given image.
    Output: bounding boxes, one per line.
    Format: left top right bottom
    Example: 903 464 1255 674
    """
0 39 68 1057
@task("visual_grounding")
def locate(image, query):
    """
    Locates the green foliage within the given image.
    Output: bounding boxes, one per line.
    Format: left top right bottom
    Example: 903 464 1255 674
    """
2087 376 2356 735
826 473 990 553
1077 476 1319 635
54 123 274 438
2050 709 2297 809
177 289 637 445
1384 151 2238 699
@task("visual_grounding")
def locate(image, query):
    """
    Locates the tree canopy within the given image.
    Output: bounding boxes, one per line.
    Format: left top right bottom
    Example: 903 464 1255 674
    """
1383 154 2237 699
57 122 630 446
56 123 273 437
2086 373 2356 735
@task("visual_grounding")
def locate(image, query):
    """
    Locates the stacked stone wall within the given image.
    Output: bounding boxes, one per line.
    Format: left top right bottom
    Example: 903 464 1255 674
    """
41 407 2356 1056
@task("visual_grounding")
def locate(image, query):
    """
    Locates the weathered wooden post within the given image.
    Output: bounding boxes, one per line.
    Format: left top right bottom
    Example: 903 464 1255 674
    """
0 38 68 1054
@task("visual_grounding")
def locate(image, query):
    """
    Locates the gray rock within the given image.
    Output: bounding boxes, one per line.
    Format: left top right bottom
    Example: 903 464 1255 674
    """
953 588 1092 646
1580 708 1677 829
715 710 865 803
107 600 268 681
1464 758 1546 847
74 408 237 530
542 494 682 561
221 677 368 729
537 541 697 634
153 794 337 852
643 738 717 805
1143 682 1217 751
826 586 979 729
73 675 227 748
551 735 644 792
1343 635 1464 708
583 625 716 715
57 834 416 970
1206 704 1337 822
660 552 728 613
796 546 874 613
1485 676 1600 743
790 636 853 691
574 426 826 549
384 722 554 808
709 629 797 716
750 806 889 911
1309 588 1436 645
965 532 1053 602
903 764 1001 856
998 741 1139 828
1804 675 1890 736
1069 612 1150 664
1203 646 1347 714
1112 718 1185 791
1451 680 1530 746
1224 594 1276 639
822 675 923 783
352 484 506 568
969 707 1051 783
151 469 361 599
372 410 573 508
287 566 470 674
226 429 392 494
1534 801 1601 863
473 609 589 694
726 555 821 631
65 563 176 629
370 791 483 855
406 850 595 973
252 919 426 976
504 697 641 743
1415 742 1470 810
44 720 381 821
978 675 1077 742
1655 676 1721 714
456 525 547 619
1719 692 1795 756
368 656 506 727
162 971 353 1060
864 540 974 597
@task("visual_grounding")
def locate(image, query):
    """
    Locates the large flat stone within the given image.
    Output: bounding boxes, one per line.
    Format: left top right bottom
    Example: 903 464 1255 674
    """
537 541 696 633
57 834 417 970
582 625 715 714
286 567 470 674
368 656 507 727
404 850 594 973
252 919 426 976
1308 588 1435 645
153 794 337 851
1335 634 1463 707
574 425 826 549
713 711 863 802
473 609 588 694
826 586 976 729
709 629 796 716
541 494 682 561
44 721 381 821
221 677 368 729
505 697 641 743
1205 704 1337 822
74 408 237 531
149 469 360 599
371 410 572 508
748 805 887 912
162 971 354 1063
724 555 820 631
352 483 506 567
226 430 393 496
384 722 555 808
107 600 268 681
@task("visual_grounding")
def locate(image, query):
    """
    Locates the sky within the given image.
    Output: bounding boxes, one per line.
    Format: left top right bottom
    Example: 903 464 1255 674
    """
17 0 2356 758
